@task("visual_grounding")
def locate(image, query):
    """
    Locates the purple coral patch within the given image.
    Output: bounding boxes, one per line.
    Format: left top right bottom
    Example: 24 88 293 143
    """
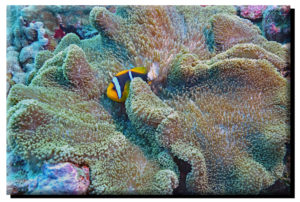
29 162 90 195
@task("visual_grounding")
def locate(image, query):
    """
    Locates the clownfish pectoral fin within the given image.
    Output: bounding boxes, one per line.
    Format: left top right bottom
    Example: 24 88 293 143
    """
131 67 147 74
148 80 152 85
122 81 131 101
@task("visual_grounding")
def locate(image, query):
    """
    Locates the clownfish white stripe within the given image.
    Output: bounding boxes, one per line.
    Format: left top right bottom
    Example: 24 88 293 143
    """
112 77 122 99
128 70 133 81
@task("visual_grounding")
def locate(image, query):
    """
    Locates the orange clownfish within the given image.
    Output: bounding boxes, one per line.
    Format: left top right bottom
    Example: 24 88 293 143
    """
106 67 150 102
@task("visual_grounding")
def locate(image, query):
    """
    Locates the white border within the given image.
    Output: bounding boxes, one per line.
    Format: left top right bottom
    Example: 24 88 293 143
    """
1 0 298 6
1 0 298 201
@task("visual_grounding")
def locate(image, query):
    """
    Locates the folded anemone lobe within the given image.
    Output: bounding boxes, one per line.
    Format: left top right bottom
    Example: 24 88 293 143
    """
90 7 121 38
162 54 289 194
53 33 81 54
34 50 54 70
210 43 287 71
62 45 101 100
212 14 264 52
125 77 174 128
30 44 103 100
167 51 209 86
125 78 210 194
156 112 211 194
212 13 289 65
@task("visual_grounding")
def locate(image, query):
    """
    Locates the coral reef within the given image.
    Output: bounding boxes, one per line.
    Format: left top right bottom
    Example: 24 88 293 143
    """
6 6 98 91
14 5 94 36
6 147 38 195
55 16 98 40
19 21 48 63
7 46 26 94
14 5 98 43
262 6 291 43
236 5 291 44
239 6 267 20
7 5 291 196
6 10 50 89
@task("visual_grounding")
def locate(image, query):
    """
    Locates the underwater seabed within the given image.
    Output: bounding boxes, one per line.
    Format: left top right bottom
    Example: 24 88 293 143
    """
6 5 291 196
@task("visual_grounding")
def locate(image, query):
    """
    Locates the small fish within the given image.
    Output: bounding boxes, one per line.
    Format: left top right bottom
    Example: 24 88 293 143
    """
106 67 149 102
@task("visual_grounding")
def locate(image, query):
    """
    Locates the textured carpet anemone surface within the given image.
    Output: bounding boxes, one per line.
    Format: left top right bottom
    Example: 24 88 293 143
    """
7 5 290 195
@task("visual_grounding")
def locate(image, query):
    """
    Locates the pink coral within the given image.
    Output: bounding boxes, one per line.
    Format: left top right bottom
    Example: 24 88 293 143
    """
240 6 267 20
269 23 281 34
